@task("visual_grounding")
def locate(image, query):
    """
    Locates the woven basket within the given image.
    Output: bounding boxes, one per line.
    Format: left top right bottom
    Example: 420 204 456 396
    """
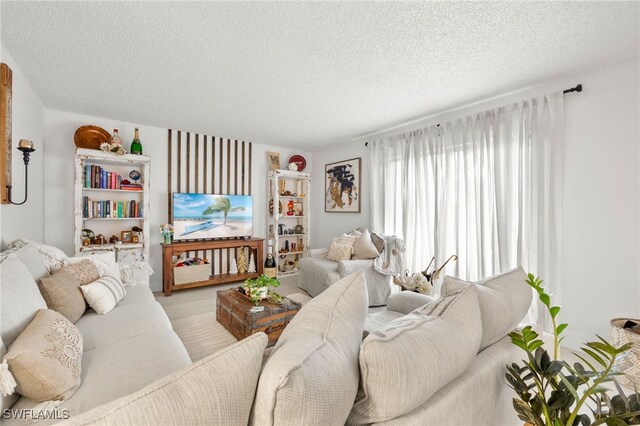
173 264 211 285
610 318 640 388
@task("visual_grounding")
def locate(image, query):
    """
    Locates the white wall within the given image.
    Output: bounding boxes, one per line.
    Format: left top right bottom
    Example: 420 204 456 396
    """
0 45 46 248
311 57 640 348
43 109 310 292
310 142 369 248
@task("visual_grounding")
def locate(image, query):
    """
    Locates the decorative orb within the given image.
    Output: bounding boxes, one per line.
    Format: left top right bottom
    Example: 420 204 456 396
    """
129 170 141 182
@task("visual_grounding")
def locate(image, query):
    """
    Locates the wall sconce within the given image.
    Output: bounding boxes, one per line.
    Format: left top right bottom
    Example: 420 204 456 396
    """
5 139 35 205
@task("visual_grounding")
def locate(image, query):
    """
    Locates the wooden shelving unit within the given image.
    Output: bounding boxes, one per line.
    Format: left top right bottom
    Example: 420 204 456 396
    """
74 148 150 264
267 169 311 278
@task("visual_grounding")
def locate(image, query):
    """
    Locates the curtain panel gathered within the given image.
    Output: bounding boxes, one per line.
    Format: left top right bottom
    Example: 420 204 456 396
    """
368 92 564 327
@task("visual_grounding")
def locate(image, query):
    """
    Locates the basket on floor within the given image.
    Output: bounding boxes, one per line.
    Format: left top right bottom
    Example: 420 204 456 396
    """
610 318 640 388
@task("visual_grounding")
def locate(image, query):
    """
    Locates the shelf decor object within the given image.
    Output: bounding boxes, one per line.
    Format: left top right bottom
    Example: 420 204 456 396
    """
267 169 311 278
74 147 150 264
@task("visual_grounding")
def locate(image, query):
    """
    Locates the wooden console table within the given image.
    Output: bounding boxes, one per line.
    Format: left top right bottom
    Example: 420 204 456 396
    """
162 238 264 296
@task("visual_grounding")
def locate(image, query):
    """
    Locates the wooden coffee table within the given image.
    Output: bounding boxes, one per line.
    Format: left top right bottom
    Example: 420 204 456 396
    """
216 288 302 347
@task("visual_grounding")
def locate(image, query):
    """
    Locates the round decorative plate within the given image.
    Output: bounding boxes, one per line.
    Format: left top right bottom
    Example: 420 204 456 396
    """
288 155 307 172
74 126 111 150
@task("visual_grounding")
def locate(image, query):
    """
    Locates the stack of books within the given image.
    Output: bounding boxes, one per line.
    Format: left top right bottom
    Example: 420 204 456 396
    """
83 197 143 219
84 165 142 191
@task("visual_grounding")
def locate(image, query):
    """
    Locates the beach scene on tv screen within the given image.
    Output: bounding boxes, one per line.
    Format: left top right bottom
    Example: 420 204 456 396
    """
173 193 253 239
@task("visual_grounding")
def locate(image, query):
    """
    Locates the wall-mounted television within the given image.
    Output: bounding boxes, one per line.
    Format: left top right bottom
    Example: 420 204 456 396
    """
172 193 253 240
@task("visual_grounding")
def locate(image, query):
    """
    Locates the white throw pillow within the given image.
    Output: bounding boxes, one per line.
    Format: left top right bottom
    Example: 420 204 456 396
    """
327 241 352 262
251 271 369 426
5 239 68 273
348 285 482 424
64 333 268 426
332 234 358 253
352 228 380 260
81 275 126 315
441 266 532 351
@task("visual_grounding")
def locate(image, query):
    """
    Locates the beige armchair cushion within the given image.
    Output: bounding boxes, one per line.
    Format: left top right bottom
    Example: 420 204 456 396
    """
327 241 352 262
352 228 380 260
64 333 267 426
251 270 368 426
441 266 532 351
4 309 82 402
348 285 482 424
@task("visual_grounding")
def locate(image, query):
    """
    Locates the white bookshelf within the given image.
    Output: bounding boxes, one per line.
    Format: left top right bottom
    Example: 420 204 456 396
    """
267 169 311 278
74 148 150 264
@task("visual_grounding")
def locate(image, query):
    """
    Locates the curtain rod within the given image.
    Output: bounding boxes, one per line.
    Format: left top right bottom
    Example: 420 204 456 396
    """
364 83 583 146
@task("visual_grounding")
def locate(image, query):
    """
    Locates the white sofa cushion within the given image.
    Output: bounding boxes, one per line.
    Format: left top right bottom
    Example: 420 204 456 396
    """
5 239 68 273
0 242 50 281
327 241 352 261
251 270 368 426
0 254 47 348
348 285 482 424
76 301 173 351
352 228 380 260
62 333 267 426
441 266 532 351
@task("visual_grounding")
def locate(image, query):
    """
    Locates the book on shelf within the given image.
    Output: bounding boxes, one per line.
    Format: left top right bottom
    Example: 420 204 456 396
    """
83 197 143 219
83 165 141 190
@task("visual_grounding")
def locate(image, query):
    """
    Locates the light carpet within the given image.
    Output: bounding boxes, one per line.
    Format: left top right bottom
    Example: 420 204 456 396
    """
155 276 310 362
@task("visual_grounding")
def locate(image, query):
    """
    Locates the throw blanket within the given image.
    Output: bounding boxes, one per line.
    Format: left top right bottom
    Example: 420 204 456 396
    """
373 234 405 276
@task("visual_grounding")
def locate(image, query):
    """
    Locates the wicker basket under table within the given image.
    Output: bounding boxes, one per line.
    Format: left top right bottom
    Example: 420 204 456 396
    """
610 318 640 388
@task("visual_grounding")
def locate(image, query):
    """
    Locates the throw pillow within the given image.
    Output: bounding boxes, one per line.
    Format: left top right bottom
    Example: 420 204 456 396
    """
63 333 267 426
61 259 100 285
3 309 82 402
332 234 358 253
251 271 369 426
6 239 68 273
348 285 482 424
327 241 352 262
441 266 532 351
370 231 384 254
38 270 86 323
81 275 126 315
64 251 119 278
0 242 50 281
352 228 380 260
0 254 47 348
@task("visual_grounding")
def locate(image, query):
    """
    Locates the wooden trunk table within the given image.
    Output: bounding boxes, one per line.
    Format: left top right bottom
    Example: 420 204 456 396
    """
216 289 301 347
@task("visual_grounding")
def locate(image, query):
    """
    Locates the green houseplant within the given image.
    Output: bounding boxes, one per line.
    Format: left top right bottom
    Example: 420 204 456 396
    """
507 274 640 426
243 275 280 306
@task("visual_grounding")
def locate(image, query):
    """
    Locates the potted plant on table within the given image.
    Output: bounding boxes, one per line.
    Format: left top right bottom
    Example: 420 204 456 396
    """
243 275 281 306
506 274 640 426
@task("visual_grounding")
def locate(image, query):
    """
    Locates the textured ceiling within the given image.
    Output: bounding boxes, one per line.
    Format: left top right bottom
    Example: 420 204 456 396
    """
1 1 639 148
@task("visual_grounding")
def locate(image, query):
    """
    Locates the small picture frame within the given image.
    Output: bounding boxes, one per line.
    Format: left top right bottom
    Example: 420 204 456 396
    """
267 151 281 170
120 230 133 243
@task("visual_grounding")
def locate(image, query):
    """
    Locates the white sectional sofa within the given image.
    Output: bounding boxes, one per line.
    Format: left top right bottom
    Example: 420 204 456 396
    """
0 243 191 423
1 241 530 426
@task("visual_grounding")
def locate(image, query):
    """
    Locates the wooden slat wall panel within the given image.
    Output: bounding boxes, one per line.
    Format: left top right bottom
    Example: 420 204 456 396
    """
167 130 253 275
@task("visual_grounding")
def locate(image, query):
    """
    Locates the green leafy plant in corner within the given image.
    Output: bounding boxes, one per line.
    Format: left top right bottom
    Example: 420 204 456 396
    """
243 275 280 306
506 273 640 426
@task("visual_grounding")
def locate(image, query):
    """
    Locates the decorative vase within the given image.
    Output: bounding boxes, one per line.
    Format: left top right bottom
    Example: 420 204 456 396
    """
164 234 172 244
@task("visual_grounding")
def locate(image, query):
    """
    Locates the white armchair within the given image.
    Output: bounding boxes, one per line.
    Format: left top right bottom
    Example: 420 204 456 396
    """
298 251 399 306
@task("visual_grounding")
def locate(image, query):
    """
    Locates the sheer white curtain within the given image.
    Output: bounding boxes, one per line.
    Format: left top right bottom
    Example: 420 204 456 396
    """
369 92 564 327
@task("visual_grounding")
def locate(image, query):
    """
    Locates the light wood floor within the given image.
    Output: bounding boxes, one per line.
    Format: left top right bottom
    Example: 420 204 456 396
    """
154 276 310 362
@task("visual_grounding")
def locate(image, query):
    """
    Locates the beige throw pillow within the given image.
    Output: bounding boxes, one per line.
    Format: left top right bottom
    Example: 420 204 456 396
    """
3 309 82 402
81 275 126 315
352 228 380 260
441 266 532 351
332 234 358 253
64 333 268 426
61 259 100 285
251 271 369 426
38 270 86 323
327 241 352 262
348 285 482 424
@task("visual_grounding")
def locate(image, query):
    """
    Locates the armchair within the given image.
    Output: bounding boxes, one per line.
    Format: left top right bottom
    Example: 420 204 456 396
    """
298 249 400 306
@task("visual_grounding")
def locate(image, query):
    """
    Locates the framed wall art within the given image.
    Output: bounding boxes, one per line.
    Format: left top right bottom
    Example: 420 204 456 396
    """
325 157 361 213
267 151 280 170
